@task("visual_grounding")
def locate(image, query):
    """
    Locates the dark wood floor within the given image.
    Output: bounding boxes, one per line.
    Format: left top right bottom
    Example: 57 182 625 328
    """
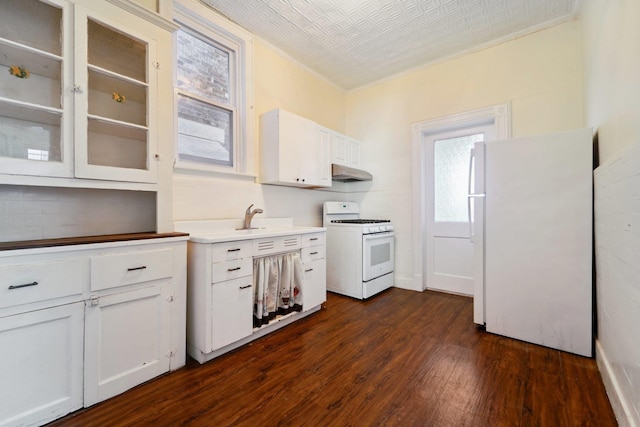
49 289 617 426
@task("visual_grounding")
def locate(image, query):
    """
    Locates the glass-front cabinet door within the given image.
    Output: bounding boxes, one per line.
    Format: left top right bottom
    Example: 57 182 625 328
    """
0 0 74 178
74 7 158 183
0 0 158 184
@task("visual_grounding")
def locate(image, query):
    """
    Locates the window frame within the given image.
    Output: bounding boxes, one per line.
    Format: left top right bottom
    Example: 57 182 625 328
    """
172 0 254 176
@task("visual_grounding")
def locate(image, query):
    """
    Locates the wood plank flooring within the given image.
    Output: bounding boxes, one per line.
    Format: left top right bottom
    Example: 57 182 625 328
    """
49 289 617 426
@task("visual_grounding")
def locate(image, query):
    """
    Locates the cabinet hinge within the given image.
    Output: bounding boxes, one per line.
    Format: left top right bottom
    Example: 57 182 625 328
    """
72 84 84 93
153 61 160 70
86 297 99 307
166 294 175 302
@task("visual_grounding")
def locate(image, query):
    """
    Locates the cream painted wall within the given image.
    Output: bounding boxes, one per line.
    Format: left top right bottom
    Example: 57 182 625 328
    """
344 20 585 291
581 1 640 426
173 38 348 225
582 0 640 164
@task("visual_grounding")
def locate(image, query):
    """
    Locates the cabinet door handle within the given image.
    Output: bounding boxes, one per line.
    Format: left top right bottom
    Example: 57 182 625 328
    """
310 238 318 241
310 251 319 255
228 267 241 272
227 248 241 252
305 269 313 273
239 284 252 289
127 266 147 271
8 281 39 290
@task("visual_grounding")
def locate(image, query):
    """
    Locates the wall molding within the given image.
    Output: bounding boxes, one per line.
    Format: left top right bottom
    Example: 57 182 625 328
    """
596 340 638 427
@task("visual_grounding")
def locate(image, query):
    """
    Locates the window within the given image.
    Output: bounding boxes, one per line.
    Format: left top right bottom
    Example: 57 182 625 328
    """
433 131 486 222
173 0 254 175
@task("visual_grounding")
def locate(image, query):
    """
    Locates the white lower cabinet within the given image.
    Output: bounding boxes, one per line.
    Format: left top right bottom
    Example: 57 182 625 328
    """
186 230 326 364
0 302 84 427
211 276 253 350
84 282 172 406
0 235 188 426
302 259 327 312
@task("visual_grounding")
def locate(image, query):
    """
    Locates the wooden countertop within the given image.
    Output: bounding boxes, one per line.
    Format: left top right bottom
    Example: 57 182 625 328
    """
0 232 190 252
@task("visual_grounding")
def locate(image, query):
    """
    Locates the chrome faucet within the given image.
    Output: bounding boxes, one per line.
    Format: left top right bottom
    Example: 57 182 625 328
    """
240 204 263 230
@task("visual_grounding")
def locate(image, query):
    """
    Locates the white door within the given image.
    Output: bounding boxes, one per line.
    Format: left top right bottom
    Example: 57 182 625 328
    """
0 302 84 427
84 283 172 406
425 125 493 295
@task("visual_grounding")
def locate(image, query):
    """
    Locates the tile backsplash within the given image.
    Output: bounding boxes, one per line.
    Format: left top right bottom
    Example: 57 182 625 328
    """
0 185 156 242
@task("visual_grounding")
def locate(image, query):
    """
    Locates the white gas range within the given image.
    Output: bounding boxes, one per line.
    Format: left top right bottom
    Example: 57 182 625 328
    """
323 202 395 299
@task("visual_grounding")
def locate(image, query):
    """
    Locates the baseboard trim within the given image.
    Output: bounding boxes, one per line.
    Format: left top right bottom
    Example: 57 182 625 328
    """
394 275 421 292
596 339 638 427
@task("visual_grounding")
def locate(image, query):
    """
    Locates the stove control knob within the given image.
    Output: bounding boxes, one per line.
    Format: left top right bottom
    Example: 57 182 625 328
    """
370 226 380 233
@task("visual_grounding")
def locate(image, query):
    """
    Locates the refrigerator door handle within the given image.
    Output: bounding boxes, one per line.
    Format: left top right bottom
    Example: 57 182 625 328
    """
467 148 485 243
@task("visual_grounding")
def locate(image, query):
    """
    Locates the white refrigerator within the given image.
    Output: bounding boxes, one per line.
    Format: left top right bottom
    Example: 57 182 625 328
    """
470 128 593 357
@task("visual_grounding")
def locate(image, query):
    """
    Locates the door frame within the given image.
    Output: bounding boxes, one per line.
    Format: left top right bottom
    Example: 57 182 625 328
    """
410 103 511 292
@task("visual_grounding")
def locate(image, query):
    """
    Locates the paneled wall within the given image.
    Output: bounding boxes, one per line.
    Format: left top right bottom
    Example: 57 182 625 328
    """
594 143 640 426
582 0 640 425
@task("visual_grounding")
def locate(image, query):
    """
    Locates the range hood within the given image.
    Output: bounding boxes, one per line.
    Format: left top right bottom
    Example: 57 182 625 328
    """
331 164 373 182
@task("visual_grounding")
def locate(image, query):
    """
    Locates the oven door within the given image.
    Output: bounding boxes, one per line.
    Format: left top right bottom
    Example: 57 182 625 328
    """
362 232 395 281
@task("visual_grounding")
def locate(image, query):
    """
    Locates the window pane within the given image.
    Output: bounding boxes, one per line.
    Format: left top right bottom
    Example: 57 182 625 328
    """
434 133 484 222
0 0 62 55
88 19 147 82
87 119 147 170
176 30 230 105
177 94 233 166
0 103 62 162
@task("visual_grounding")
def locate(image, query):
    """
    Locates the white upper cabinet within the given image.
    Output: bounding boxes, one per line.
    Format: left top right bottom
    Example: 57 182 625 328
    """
74 5 158 183
0 0 73 178
0 0 169 186
260 109 331 188
331 131 362 168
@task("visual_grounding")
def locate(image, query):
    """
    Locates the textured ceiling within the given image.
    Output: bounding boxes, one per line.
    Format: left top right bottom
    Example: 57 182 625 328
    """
201 0 581 90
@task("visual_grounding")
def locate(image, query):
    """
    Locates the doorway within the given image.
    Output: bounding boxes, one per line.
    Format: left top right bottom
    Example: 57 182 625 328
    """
425 126 491 294
410 103 511 294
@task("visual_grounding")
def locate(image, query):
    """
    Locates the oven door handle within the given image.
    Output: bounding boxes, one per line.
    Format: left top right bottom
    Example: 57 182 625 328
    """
363 232 395 241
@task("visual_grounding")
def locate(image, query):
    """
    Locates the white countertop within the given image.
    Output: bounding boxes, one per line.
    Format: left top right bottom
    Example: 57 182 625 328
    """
174 218 325 244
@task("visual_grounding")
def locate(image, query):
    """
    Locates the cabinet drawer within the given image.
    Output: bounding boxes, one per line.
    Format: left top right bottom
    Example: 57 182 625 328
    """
301 233 324 248
0 258 87 309
211 241 253 262
253 236 300 256
91 248 173 291
301 246 325 262
212 258 253 283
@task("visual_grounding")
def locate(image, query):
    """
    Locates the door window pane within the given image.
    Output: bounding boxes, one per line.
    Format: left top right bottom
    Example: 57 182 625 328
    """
434 133 484 222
